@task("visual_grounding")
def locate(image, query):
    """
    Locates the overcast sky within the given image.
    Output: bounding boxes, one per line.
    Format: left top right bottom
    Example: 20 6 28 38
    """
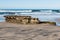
0 0 60 9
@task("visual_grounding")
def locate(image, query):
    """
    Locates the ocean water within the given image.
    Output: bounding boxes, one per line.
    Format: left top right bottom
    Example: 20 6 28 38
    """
0 9 60 26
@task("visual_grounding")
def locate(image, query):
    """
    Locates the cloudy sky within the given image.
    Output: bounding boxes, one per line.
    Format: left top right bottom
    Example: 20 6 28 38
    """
0 0 60 9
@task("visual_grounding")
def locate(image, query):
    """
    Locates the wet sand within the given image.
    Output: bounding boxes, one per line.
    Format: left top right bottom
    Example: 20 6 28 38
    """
0 22 60 40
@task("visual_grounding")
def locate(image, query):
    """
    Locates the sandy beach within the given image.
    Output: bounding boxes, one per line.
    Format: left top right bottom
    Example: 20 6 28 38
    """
0 22 60 40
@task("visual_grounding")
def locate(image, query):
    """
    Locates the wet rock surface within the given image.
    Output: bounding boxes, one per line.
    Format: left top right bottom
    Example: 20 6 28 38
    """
0 27 60 40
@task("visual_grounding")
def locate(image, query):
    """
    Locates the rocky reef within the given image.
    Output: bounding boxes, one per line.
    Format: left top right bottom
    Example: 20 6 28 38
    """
4 15 56 25
4 15 40 24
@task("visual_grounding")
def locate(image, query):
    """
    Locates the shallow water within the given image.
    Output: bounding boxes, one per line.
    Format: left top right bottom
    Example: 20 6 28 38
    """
0 15 5 22
0 14 60 26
